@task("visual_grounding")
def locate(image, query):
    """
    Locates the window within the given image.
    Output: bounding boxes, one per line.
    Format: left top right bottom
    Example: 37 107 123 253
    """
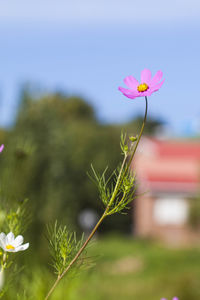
153 196 188 225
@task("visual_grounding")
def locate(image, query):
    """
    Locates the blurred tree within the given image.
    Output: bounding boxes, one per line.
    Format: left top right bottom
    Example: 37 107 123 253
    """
0 88 121 254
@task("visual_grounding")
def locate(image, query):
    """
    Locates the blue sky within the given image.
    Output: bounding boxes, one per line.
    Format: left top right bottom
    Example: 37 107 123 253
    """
0 0 200 135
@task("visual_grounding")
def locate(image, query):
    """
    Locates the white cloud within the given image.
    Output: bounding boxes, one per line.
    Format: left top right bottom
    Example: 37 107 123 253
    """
0 0 200 26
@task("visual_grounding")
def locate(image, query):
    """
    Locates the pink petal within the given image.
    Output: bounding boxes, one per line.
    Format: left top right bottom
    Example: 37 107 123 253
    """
150 79 165 92
150 70 163 86
0 144 4 153
141 69 151 84
120 93 137 99
136 89 154 98
118 86 133 95
118 87 138 99
135 90 153 98
144 90 154 97
124 75 139 89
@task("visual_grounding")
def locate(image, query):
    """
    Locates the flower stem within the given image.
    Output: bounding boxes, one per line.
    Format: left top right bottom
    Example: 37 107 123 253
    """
108 96 148 199
45 212 107 300
105 153 127 209
44 96 148 300
127 96 148 169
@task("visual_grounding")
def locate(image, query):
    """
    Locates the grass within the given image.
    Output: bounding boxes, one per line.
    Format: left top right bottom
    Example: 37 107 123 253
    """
52 234 200 300
4 235 200 299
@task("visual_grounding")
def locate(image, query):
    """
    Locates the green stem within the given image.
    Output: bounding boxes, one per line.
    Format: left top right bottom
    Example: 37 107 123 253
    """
127 96 148 169
45 96 148 300
45 212 107 300
105 153 127 209
107 192 126 215
107 96 148 207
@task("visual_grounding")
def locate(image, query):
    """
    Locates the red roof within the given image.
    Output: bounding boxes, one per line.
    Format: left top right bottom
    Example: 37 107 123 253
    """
134 138 200 193
151 139 200 159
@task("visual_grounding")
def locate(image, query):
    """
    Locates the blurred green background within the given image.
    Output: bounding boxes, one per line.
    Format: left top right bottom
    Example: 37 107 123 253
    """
0 89 199 299
2 236 200 300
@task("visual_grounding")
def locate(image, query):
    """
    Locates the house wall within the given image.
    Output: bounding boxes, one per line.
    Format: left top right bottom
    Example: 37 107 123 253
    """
134 193 154 236
134 193 198 245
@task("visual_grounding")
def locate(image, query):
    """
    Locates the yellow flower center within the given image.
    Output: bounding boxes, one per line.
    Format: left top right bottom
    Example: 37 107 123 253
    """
6 244 15 250
137 83 149 92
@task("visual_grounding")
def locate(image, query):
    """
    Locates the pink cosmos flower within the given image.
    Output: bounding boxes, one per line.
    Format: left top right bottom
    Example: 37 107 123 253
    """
118 69 164 99
0 144 4 153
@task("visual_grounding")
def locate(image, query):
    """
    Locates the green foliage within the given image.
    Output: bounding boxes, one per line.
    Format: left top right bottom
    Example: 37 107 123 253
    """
1 236 200 300
120 132 129 155
88 130 137 218
5 199 30 236
47 222 85 275
0 198 30 237
89 162 136 216
0 254 25 299
106 168 136 215
0 137 31 298
120 131 138 155
188 196 200 229
0 197 30 298
88 165 114 207
72 236 200 300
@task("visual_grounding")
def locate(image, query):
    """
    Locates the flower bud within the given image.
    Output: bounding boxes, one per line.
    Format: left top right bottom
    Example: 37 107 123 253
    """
129 136 138 142
124 145 129 153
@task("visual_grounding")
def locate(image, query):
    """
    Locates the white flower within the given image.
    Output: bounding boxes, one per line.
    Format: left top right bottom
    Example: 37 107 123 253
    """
0 232 29 253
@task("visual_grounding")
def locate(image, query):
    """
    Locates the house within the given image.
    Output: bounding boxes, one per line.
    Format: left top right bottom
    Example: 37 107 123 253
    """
132 137 200 245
